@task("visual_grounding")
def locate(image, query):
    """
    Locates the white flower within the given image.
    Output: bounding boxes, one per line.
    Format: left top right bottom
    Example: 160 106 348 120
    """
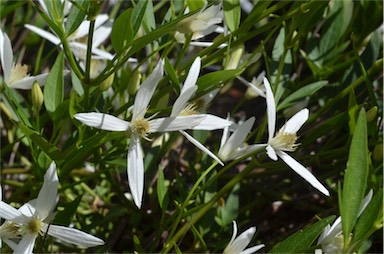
0 29 48 89
0 185 19 250
263 77 330 196
74 60 232 208
316 190 373 254
223 221 264 254
218 117 265 162
0 162 104 253
25 14 114 60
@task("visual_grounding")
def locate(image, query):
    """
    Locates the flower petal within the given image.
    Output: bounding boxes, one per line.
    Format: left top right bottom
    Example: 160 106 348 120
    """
92 24 112 48
229 221 238 245
128 135 144 208
74 112 130 131
149 115 206 132
69 42 114 60
230 226 256 253
73 14 109 40
281 108 309 134
237 76 266 98
24 24 61 45
191 114 233 130
276 151 330 196
9 73 49 89
263 77 276 142
171 86 197 117
180 130 223 166
36 161 58 220
12 233 36 254
0 201 24 222
358 189 373 216
241 244 265 254
266 145 278 161
132 60 164 120
182 57 201 93
47 224 105 247
0 29 13 82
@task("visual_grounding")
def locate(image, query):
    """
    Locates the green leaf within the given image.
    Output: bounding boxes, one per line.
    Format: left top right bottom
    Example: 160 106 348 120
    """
223 0 241 32
131 0 148 37
196 69 242 92
111 8 134 53
215 183 239 227
65 0 88 36
16 122 63 160
341 108 369 245
142 0 156 31
187 0 205 11
277 80 328 111
164 57 179 88
157 167 169 209
347 89 358 135
44 52 64 113
353 190 383 244
269 216 336 253
53 195 83 226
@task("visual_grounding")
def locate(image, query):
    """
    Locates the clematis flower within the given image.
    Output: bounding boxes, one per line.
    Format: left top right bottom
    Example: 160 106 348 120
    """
0 162 104 253
316 190 373 254
25 14 114 60
0 185 19 250
262 77 329 196
74 60 232 208
223 221 264 254
0 29 48 89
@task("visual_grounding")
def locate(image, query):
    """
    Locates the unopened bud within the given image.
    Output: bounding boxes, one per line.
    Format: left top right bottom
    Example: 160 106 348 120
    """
373 144 383 161
128 69 142 95
31 81 44 110
100 73 114 91
366 106 378 123
226 45 244 70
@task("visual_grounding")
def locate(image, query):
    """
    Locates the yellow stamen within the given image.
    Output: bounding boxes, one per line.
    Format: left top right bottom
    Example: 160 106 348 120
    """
130 118 150 138
179 103 199 116
0 221 19 238
9 63 29 84
26 215 44 236
269 131 299 152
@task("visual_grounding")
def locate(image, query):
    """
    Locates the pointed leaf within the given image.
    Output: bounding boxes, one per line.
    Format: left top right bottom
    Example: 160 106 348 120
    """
223 0 241 32
157 167 169 209
44 51 64 113
111 8 133 53
65 0 88 36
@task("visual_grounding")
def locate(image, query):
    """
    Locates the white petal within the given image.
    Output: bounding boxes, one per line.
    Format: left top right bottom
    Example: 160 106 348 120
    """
12 233 36 254
276 151 330 196
74 14 109 40
230 226 256 253
74 113 130 131
36 161 58 220
229 221 238 245
0 29 13 82
263 77 276 142
358 189 374 216
281 108 309 134
24 24 61 45
180 130 223 166
0 201 24 222
132 60 164 120
219 117 255 160
18 200 36 217
69 42 114 60
219 114 231 150
128 136 144 208
266 145 278 161
191 114 233 130
48 224 104 247
241 244 265 254
171 86 197 117
237 76 266 98
3 238 18 250
149 115 206 132
189 41 227 48
92 24 112 48
9 73 49 89
319 217 342 244
182 57 200 93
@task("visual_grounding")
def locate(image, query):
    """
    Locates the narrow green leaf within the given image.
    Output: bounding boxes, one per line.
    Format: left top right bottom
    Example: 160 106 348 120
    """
53 195 83 226
65 0 88 36
341 108 369 245
277 80 328 111
16 122 63 160
44 51 64 113
157 167 169 209
131 0 148 37
142 0 156 31
223 0 241 32
164 57 179 87
196 69 242 92
111 8 133 53
347 89 358 135
269 216 336 253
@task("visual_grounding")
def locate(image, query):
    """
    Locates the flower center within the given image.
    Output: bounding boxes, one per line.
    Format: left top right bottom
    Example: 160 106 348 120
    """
179 103 199 116
26 215 44 236
9 63 29 84
0 221 19 238
130 118 150 138
269 132 299 152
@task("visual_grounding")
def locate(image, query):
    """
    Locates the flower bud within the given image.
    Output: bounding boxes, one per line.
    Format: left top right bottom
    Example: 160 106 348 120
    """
373 144 383 161
366 106 378 123
128 69 141 95
226 45 244 70
100 73 114 91
31 81 44 110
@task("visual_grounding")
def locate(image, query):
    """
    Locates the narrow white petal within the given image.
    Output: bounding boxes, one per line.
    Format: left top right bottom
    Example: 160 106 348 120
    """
72 14 109 40
48 224 104 247
90 46 114 60
180 130 223 166
266 145 278 161
230 226 256 253
171 86 197 117
92 25 112 48
36 161 58 220
263 77 276 142
12 233 36 254
74 113 130 131
219 117 255 160
24 24 61 45
0 201 24 222
189 41 227 48
219 114 231 150
149 115 206 132
241 244 265 254
18 200 36 217
239 144 267 158
182 57 201 93
191 114 233 130
319 217 342 244
237 76 266 98
128 136 144 208
132 60 164 120
3 238 18 250
69 42 114 60
0 29 13 82
358 189 373 216
230 221 238 244
281 108 309 134
9 73 49 89
276 151 330 196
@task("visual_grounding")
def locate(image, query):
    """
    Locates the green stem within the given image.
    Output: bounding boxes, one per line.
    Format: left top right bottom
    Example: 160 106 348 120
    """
85 20 96 83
